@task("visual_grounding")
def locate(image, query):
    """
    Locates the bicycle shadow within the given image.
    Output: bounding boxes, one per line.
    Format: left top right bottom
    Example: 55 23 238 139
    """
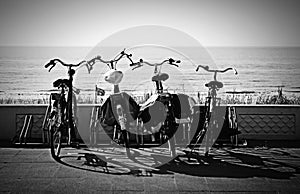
54 147 173 176
158 148 300 179
53 147 300 179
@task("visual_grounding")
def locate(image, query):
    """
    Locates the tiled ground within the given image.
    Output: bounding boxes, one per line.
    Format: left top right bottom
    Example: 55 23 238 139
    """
0 146 300 193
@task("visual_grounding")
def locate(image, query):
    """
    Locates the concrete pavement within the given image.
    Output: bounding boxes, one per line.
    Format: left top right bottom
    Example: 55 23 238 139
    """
0 146 300 193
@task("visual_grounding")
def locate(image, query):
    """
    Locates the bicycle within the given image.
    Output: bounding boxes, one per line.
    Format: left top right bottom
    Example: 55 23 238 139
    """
86 49 138 156
130 57 181 157
189 65 238 156
44 59 86 159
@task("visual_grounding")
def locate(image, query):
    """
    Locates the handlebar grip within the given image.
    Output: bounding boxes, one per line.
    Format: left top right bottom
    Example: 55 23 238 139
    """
195 65 209 72
45 60 54 68
45 60 56 72
169 58 180 63
168 58 175 64
130 62 138 67
169 58 180 67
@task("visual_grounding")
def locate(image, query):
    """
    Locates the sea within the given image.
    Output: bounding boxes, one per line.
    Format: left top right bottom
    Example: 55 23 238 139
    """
0 46 299 104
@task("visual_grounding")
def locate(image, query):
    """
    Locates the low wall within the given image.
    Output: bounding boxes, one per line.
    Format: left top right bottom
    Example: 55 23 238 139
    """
0 104 93 143
0 104 300 143
0 105 48 142
235 105 300 140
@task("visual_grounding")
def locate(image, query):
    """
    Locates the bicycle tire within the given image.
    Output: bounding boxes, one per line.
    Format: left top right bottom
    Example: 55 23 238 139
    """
49 123 62 159
66 93 79 146
121 130 131 157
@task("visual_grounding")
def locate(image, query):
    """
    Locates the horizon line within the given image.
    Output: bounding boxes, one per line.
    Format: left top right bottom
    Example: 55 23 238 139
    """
1 45 300 48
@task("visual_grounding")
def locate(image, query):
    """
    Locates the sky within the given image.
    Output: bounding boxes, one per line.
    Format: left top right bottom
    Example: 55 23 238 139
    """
0 0 299 47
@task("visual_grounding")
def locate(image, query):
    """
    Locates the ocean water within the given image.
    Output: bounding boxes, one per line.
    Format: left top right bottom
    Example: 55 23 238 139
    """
0 46 299 103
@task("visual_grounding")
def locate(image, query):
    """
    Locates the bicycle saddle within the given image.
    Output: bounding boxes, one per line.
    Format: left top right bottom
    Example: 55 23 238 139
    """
53 79 70 88
104 69 123 85
205 80 223 89
152 73 169 82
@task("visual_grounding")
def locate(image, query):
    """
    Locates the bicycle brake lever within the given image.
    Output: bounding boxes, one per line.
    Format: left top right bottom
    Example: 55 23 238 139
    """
233 68 238 75
48 64 55 72
45 60 56 72
130 61 141 67
132 64 143 71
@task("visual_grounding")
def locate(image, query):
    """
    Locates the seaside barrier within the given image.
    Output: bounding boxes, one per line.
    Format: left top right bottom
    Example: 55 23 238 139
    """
0 104 299 145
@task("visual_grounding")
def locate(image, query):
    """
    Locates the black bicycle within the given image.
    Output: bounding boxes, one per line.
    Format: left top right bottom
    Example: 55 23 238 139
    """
190 65 238 155
86 50 137 157
44 59 86 159
130 57 181 157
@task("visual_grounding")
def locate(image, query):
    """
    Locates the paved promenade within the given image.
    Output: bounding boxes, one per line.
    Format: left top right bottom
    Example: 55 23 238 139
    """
0 146 300 193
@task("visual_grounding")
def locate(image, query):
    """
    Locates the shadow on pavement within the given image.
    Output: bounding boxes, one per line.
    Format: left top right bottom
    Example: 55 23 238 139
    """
54 147 173 176
53 146 300 179
159 148 300 179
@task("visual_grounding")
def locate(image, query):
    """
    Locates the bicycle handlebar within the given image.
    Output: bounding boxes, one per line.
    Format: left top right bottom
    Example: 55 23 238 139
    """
131 58 180 71
196 65 238 74
45 59 86 72
195 64 238 80
85 49 135 73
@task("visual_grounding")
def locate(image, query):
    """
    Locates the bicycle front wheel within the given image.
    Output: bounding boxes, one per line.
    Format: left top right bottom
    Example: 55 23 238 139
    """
49 124 62 159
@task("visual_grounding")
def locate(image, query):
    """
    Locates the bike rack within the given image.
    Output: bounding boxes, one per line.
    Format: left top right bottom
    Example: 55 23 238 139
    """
12 114 49 146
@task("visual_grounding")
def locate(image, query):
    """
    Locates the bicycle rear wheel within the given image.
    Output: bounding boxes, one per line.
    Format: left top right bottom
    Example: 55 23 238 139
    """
49 124 62 159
